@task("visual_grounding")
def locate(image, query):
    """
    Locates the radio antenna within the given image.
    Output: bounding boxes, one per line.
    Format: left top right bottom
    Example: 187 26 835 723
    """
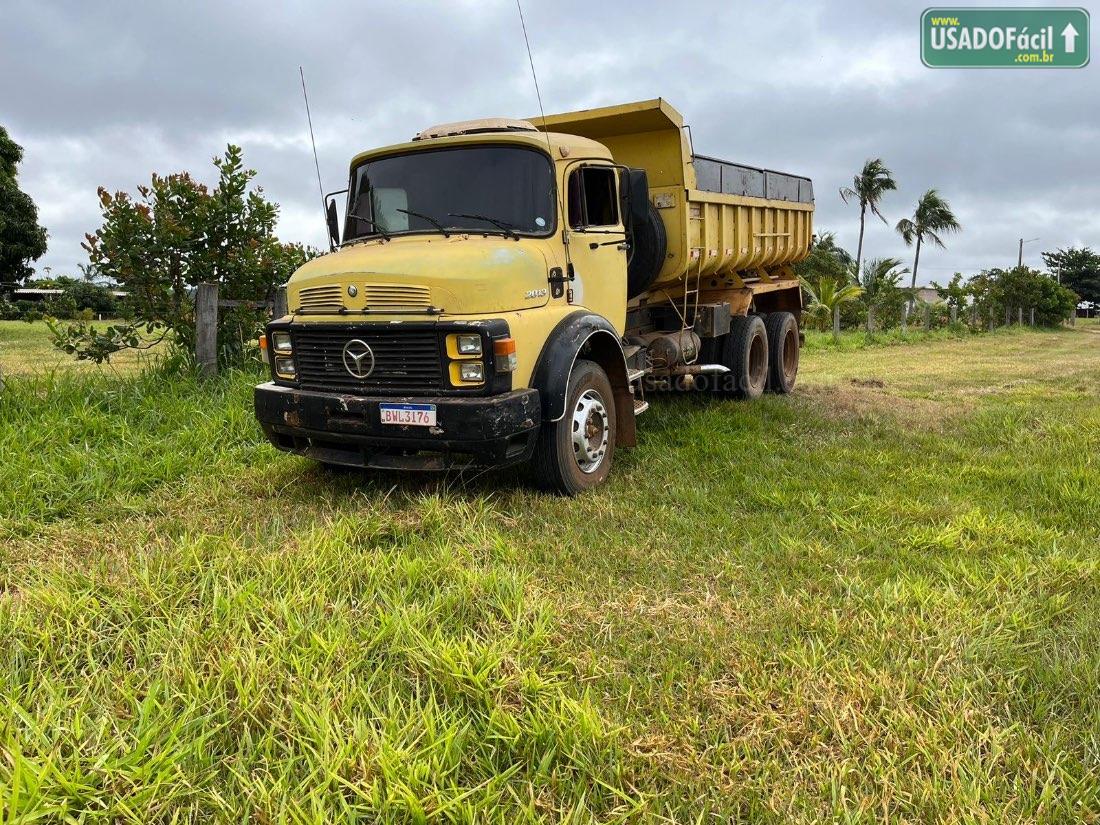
515 0 552 155
516 0 568 267
299 66 330 250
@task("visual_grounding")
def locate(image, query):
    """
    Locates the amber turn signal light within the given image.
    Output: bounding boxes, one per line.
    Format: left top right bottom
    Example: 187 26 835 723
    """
493 338 517 373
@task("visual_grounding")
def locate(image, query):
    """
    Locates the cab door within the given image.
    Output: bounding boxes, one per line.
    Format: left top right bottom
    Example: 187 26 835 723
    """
564 164 628 334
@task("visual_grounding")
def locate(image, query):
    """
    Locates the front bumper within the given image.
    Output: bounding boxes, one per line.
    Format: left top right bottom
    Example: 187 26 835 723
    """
254 382 541 470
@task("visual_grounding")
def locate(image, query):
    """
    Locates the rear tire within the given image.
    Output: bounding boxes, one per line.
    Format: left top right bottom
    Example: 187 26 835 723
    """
720 315 769 399
532 359 616 495
764 311 799 393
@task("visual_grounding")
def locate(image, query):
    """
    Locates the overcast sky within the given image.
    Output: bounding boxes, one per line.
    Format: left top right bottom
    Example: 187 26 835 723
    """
4 0 1098 284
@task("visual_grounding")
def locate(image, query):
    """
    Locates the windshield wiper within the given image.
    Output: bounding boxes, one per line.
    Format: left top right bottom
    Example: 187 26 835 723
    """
396 208 450 237
447 212 520 241
344 214 391 242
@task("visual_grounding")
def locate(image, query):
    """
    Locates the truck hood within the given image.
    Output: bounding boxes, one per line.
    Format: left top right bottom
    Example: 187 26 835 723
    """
287 236 551 316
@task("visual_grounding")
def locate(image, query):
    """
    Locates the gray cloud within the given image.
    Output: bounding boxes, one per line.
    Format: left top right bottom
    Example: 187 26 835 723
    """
5 0 1098 282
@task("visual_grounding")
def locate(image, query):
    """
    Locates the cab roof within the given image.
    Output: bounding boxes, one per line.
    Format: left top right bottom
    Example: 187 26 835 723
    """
348 129 612 170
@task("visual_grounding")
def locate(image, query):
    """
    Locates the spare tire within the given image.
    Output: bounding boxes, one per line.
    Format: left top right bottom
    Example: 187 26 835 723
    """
627 201 667 298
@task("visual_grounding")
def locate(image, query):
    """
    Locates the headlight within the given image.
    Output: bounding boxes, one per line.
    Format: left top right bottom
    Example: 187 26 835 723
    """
459 361 484 382
271 331 292 353
456 334 482 355
275 356 297 378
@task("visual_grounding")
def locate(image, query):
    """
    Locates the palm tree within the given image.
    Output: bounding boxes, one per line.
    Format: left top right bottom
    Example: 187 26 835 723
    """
801 275 863 339
896 189 961 302
839 159 897 277
859 257 909 333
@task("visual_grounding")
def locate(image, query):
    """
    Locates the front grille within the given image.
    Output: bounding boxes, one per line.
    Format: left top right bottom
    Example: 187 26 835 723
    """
291 326 443 394
298 284 344 312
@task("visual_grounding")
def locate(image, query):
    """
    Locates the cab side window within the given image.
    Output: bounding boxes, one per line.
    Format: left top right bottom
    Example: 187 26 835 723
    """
567 166 619 229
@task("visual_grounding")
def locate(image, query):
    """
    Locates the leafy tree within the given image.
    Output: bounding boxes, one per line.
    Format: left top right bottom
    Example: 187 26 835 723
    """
932 272 968 310
839 158 897 278
800 275 863 337
793 231 853 287
994 266 1077 326
896 189 960 300
51 145 313 365
1041 247 1099 306
0 125 48 285
858 257 909 332
965 267 1077 327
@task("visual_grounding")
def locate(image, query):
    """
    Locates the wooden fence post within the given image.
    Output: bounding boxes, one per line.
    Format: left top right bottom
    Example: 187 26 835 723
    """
1029 308 1035 326
196 283 218 377
832 305 840 339
901 304 908 332
1017 307 1023 326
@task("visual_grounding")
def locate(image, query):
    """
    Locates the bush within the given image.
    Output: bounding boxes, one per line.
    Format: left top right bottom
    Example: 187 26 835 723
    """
997 266 1078 326
43 293 79 320
63 280 117 315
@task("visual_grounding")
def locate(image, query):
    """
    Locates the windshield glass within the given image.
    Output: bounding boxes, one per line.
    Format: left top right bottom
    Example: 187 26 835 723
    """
345 145 555 241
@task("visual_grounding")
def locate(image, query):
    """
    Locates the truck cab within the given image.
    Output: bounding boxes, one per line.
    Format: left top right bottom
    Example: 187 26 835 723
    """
255 99 812 494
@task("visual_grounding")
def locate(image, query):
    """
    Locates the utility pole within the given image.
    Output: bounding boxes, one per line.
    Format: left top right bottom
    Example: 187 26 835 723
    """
1018 237 1039 268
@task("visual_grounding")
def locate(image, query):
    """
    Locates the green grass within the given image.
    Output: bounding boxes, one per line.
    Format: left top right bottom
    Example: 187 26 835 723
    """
0 320 162 377
1 325 1099 821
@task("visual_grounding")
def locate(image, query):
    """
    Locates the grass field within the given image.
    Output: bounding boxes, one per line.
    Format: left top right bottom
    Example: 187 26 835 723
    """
1 323 1098 822
0 320 162 377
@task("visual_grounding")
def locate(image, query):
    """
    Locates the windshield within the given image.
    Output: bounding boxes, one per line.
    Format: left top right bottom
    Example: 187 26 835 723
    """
345 145 555 241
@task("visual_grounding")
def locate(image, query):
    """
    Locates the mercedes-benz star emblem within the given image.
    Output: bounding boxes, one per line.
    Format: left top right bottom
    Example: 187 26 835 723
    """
341 339 375 379
347 284 358 297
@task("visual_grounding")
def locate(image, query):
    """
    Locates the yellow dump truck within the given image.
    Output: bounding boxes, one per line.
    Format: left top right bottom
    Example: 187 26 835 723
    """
255 99 813 493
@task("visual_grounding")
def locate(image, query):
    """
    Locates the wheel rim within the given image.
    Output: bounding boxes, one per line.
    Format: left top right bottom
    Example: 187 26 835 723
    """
571 389 609 474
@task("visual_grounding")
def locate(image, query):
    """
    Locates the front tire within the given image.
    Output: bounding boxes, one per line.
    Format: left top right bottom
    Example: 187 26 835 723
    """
533 359 616 495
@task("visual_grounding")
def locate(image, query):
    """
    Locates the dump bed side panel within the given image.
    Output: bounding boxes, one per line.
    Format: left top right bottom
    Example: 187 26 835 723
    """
645 188 813 301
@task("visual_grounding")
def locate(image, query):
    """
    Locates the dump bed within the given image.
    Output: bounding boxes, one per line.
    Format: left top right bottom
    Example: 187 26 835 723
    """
530 99 813 300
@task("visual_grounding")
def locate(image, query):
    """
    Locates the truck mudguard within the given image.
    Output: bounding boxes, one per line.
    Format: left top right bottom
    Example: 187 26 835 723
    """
530 311 636 446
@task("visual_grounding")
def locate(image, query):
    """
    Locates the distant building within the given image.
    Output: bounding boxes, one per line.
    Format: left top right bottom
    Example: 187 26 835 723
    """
10 288 127 302
913 287 941 304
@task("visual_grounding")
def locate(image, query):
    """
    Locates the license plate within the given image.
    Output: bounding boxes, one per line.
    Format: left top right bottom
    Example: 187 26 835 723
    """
379 403 437 427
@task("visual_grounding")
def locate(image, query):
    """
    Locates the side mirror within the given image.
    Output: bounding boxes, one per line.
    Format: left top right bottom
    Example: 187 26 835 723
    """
624 168 650 229
326 199 341 249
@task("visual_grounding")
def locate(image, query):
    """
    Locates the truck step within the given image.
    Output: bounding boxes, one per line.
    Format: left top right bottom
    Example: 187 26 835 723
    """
633 399 650 416
627 367 646 384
